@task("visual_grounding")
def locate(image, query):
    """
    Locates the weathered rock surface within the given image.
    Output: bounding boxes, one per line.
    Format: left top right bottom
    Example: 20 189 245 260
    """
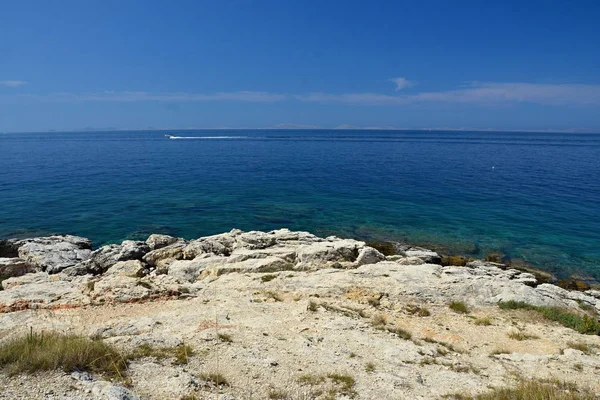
145 234 178 251
0 229 598 399
81 240 150 275
8 235 93 273
0 257 33 278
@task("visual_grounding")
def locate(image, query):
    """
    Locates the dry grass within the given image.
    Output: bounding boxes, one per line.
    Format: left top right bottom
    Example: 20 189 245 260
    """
297 373 357 398
261 274 277 283
507 330 539 341
129 343 194 365
566 341 594 355
498 301 600 334
370 313 388 326
489 348 511 356
444 378 597 399
217 333 233 343
449 301 469 314
0 330 127 378
199 372 229 387
474 316 492 326
405 304 431 317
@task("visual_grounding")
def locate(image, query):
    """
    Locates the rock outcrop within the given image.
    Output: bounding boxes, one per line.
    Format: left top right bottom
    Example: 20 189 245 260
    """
0 228 597 315
1 235 93 274
0 229 599 400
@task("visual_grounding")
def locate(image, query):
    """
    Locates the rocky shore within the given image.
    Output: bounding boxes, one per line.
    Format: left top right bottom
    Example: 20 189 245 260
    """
0 229 599 399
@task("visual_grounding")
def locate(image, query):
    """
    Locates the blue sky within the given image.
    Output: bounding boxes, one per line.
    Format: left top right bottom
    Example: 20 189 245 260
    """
1 0 599 132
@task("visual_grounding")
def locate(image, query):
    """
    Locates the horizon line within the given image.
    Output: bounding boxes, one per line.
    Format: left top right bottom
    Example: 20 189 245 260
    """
2 127 600 135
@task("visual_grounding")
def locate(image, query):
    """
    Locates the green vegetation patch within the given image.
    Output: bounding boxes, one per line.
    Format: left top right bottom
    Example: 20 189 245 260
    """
449 301 469 314
444 379 596 400
0 330 127 378
497 301 600 334
129 343 194 365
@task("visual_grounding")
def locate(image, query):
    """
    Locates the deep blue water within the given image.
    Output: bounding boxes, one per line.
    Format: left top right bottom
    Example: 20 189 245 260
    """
1 130 599 280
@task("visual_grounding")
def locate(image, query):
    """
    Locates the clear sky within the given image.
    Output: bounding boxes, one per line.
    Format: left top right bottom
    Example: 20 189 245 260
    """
1 0 599 132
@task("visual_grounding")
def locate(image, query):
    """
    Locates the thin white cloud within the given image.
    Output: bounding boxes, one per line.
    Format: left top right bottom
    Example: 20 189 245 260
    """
18 90 286 102
298 82 600 106
0 80 28 87
390 77 415 90
5 82 600 107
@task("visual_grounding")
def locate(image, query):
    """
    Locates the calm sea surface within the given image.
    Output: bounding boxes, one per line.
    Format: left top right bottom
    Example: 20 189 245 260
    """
1 130 599 279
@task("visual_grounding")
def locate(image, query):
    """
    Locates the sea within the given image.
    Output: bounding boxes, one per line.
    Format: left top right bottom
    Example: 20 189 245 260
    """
1 130 599 280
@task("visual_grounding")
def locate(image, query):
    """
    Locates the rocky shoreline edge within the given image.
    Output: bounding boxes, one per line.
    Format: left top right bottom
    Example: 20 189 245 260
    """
0 228 599 399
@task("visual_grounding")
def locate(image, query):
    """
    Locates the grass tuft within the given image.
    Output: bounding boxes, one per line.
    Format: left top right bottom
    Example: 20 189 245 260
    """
129 343 194 365
449 301 469 314
261 274 277 283
444 378 596 400
405 304 431 317
217 333 233 343
0 330 127 378
199 372 229 387
474 316 492 326
566 341 594 355
497 301 600 334
507 331 539 341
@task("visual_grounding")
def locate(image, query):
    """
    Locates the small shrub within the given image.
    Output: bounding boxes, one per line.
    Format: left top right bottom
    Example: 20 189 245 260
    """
537 306 600 334
200 372 228 387
307 300 319 312
474 317 492 326
348 352 357 358
0 330 126 378
449 301 469 314
217 333 233 343
365 362 375 372
261 274 277 283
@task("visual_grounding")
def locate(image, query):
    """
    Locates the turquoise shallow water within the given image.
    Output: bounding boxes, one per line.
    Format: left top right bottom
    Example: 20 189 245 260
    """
1 130 599 279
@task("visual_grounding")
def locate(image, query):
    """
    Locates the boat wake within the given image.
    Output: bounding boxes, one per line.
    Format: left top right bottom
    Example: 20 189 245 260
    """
166 135 247 139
